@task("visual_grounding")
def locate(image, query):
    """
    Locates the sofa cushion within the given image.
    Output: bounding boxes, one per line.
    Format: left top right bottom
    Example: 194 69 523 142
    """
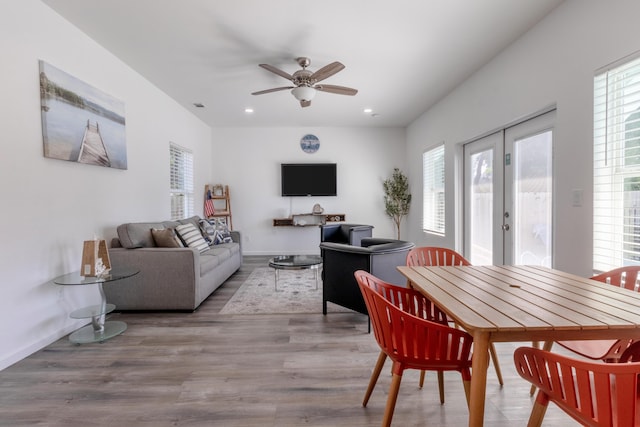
117 222 165 248
151 228 183 248
207 246 232 262
199 251 221 275
198 219 216 245
175 223 209 253
162 220 181 229
216 241 240 256
213 219 233 245
178 216 202 230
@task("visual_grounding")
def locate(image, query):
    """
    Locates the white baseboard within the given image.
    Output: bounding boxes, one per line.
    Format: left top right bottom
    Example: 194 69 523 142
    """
243 250 321 256
0 324 80 371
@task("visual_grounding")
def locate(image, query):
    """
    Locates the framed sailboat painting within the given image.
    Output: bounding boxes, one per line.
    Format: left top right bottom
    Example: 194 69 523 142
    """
38 60 127 169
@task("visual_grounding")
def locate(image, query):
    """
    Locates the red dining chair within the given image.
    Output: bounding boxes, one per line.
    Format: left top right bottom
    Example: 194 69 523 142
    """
406 246 470 267
556 266 640 363
406 246 504 386
514 346 640 427
355 270 473 427
355 270 450 404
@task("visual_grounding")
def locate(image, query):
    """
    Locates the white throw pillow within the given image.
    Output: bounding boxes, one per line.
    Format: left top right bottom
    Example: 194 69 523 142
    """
175 223 209 253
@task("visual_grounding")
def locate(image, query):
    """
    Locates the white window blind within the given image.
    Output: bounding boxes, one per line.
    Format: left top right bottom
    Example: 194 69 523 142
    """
423 144 445 235
594 54 640 271
169 143 194 220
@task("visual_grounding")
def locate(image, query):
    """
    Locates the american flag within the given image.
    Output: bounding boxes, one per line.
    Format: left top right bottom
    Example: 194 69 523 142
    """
204 199 215 217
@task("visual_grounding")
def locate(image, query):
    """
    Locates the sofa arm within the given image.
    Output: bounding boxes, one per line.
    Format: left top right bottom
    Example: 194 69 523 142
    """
361 238 414 252
105 247 200 310
320 242 374 255
230 230 242 255
320 239 414 254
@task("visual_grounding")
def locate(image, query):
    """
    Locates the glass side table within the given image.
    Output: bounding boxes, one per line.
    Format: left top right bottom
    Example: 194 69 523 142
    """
268 255 323 291
53 266 138 344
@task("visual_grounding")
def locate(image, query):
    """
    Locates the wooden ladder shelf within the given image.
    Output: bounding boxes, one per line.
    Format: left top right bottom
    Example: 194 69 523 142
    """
204 184 233 230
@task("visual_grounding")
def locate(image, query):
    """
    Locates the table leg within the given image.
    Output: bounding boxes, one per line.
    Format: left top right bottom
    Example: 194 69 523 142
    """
468 331 490 427
68 282 127 344
93 283 107 333
274 268 280 292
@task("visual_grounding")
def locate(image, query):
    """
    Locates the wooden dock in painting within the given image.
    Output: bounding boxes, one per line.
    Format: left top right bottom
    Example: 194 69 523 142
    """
78 119 110 167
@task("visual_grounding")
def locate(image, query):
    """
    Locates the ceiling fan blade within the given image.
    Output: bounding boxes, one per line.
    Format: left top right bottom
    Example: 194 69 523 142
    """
259 64 293 81
315 84 358 96
300 100 311 108
310 61 345 83
251 86 294 95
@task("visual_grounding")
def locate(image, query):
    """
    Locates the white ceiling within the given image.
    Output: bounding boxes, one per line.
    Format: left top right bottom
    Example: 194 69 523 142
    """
42 0 564 128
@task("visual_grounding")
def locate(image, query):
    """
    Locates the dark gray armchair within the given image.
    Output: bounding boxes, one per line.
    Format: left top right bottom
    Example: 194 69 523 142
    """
319 238 415 317
320 223 374 246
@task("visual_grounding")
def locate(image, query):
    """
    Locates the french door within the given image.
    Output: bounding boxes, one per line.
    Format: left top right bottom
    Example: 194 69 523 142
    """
464 110 555 266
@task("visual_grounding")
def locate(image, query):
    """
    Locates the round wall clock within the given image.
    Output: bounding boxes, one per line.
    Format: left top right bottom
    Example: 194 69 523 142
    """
300 134 320 154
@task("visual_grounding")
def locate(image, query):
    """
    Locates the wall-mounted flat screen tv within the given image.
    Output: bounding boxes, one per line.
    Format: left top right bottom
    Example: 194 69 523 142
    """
281 163 337 196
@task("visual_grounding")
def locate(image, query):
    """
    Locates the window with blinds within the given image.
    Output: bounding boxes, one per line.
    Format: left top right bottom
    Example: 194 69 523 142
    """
594 54 640 271
169 143 194 220
423 144 445 235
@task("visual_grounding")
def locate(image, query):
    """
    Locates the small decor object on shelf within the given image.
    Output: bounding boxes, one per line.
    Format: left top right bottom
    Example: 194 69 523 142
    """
81 239 111 277
300 134 320 154
312 203 324 214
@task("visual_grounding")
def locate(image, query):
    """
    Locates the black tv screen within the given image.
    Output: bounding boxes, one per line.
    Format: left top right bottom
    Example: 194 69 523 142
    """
281 163 337 196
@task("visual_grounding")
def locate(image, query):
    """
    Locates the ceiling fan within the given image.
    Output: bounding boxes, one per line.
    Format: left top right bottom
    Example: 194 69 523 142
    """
251 57 358 108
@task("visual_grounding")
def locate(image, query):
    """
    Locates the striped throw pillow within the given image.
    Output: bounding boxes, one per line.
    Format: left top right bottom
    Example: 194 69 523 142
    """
175 223 209 253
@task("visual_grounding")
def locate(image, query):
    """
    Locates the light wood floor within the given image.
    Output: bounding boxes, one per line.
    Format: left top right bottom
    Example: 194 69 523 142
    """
1 256 578 426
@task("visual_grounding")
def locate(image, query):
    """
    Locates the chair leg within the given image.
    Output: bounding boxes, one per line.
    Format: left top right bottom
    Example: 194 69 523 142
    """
382 372 403 427
437 371 445 404
462 378 471 409
363 351 387 407
527 392 550 427
488 343 504 386
418 370 445 404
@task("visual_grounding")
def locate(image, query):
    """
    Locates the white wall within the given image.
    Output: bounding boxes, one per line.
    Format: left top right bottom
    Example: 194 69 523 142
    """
406 0 640 276
8 0 624 370
0 1 212 369
211 127 406 254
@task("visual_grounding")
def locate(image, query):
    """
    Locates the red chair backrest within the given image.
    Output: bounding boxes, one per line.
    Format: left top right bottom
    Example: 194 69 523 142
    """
591 265 640 291
355 270 473 372
354 270 448 324
514 346 640 426
406 246 470 267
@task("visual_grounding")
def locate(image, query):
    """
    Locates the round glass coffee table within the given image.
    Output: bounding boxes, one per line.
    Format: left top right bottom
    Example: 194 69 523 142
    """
268 255 323 291
53 266 139 344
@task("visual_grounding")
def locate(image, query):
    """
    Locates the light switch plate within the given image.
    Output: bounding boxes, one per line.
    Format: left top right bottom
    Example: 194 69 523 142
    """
572 189 583 207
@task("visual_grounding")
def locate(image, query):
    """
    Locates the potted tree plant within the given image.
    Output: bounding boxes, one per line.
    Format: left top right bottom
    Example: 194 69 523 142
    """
383 168 411 239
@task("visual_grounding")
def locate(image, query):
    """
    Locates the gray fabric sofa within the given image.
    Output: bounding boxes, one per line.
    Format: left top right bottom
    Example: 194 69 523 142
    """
105 216 242 311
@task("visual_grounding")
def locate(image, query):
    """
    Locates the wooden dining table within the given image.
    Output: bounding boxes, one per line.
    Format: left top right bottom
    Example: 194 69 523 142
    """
397 264 640 427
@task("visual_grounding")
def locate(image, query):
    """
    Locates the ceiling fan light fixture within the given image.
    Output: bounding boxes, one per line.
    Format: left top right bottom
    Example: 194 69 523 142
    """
291 86 316 102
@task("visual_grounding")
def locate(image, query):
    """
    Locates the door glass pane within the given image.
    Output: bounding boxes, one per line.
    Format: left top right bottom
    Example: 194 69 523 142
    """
469 148 494 265
513 131 552 266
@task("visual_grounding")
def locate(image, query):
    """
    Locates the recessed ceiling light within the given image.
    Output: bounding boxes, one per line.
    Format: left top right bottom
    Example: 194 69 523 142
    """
193 102 205 108
245 108 254 113
363 108 373 113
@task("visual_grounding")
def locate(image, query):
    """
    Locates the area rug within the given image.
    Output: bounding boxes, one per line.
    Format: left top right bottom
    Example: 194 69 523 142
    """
219 266 351 314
